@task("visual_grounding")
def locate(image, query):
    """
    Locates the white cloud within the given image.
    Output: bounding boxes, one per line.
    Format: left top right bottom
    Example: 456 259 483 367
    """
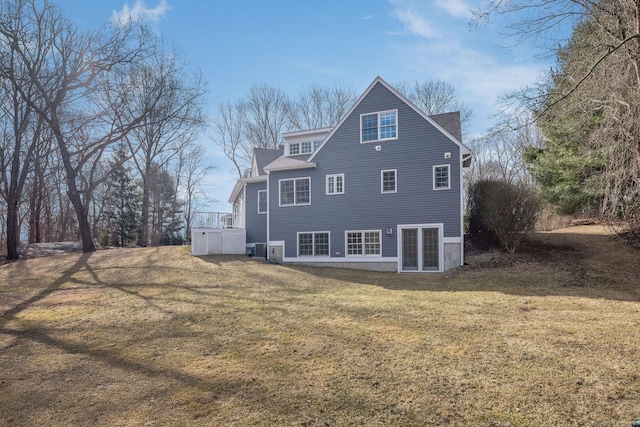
390 7 438 38
362 14 375 21
434 0 472 19
111 0 170 26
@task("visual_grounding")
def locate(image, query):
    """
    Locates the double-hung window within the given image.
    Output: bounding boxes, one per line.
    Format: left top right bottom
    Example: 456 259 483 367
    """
279 177 311 206
326 174 344 195
361 110 397 143
346 230 381 256
257 190 267 214
298 232 329 256
433 165 450 190
381 169 397 193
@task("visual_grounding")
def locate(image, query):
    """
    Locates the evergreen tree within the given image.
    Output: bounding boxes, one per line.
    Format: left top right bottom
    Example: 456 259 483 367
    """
525 20 606 215
103 144 141 247
148 166 184 245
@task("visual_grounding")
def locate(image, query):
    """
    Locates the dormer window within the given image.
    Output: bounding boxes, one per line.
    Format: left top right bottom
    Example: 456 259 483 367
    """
301 141 312 154
288 140 318 156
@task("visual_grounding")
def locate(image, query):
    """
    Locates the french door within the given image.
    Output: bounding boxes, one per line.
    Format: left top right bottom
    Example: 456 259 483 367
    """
399 224 443 272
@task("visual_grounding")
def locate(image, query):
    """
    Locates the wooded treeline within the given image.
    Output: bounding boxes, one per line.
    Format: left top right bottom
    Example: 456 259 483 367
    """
475 0 640 232
0 0 210 259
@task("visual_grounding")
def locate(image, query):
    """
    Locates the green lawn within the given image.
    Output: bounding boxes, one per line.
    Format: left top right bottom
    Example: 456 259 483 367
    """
1 226 639 426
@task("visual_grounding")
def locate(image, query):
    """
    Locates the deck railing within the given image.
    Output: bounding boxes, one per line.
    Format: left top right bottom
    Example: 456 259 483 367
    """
192 212 242 229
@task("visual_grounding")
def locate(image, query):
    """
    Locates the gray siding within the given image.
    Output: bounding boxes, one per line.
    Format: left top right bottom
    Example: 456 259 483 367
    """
245 181 267 244
269 82 463 259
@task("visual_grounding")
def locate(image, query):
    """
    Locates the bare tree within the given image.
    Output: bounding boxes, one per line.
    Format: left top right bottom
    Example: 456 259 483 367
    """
0 0 155 253
212 100 245 177
175 143 214 244
289 84 357 130
213 83 357 177
122 41 207 246
466 112 542 187
395 79 473 134
212 84 292 178
0 11 46 259
242 84 292 150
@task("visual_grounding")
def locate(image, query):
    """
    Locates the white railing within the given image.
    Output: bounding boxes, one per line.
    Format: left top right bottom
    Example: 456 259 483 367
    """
193 212 242 229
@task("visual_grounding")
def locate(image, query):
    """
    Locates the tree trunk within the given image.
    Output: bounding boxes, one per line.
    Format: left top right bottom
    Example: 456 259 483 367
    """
67 182 95 253
52 125 96 253
6 196 20 261
139 178 150 247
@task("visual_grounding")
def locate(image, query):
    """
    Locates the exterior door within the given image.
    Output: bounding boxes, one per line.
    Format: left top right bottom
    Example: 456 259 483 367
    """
402 228 419 270
399 224 442 272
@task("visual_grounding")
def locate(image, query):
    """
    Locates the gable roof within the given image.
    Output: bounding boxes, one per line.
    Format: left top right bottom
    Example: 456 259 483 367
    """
253 147 284 176
429 112 462 143
308 76 472 162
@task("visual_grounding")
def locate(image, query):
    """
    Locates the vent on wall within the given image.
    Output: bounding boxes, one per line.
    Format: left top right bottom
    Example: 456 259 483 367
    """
254 244 266 258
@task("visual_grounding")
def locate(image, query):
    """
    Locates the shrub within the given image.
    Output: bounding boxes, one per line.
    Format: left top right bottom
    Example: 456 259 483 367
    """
468 180 540 253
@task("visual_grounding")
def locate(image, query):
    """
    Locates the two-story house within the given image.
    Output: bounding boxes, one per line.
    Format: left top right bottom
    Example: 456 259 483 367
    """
200 76 471 272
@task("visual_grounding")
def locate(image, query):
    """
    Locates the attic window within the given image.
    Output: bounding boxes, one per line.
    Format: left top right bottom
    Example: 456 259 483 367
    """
361 110 397 143
288 141 317 156
301 141 313 154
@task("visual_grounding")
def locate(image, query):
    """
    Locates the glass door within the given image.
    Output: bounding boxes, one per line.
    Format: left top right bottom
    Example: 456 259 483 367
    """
399 225 442 272
422 228 439 271
402 228 418 270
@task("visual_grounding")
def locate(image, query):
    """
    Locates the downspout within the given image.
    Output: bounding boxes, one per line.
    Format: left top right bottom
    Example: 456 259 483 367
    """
460 153 471 267
460 157 464 267
266 170 270 261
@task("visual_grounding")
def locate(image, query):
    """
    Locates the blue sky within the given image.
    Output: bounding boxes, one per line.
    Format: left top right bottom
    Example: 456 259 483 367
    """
54 0 553 209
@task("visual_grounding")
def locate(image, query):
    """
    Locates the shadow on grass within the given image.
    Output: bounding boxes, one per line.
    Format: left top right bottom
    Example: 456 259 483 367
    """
0 252 95 321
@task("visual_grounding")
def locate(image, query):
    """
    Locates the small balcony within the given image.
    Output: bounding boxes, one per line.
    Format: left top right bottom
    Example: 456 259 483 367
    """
192 212 243 229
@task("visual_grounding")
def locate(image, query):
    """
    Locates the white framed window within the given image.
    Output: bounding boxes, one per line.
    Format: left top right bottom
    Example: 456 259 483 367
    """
298 232 330 257
381 169 397 194
433 165 450 190
326 174 344 195
279 177 311 206
258 190 267 214
313 140 322 150
289 143 300 155
300 141 313 154
361 110 397 143
346 230 381 256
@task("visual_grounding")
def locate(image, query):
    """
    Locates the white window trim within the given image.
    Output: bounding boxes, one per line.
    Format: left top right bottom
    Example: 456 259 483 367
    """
297 231 330 257
345 230 382 258
433 164 450 190
397 223 444 273
257 190 267 214
381 169 397 194
360 109 398 143
326 173 345 195
278 177 311 207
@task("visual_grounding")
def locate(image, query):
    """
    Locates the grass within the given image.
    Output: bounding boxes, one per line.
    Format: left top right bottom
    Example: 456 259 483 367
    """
1 225 640 426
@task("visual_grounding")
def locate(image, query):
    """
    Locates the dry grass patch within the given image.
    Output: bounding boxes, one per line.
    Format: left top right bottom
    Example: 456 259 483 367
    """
1 227 640 426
